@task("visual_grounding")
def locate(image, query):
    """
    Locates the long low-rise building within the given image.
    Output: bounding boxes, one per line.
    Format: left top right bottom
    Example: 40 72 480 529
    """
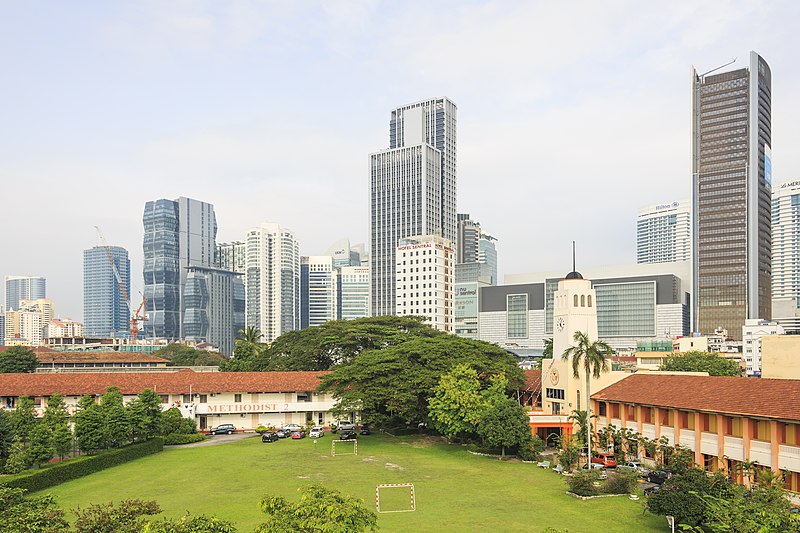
0 369 334 431
591 374 800 494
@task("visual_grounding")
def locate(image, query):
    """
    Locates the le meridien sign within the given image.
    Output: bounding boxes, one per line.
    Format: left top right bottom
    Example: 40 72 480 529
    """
195 402 329 414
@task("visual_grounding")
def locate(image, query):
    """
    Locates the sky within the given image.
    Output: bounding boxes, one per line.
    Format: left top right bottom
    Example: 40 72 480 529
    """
1 1 799 320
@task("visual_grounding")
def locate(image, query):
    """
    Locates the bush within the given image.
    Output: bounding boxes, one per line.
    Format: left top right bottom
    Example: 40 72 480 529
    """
163 433 206 445
566 471 599 497
516 441 540 461
603 470 638 494
159 408 196 435
255 425 268 435
0 438 163 493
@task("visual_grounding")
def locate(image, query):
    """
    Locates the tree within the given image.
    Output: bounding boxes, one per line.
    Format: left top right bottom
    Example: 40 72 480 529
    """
427 364 506 439
560 331 613 460
646 468 735 527
159 408 196 435
127 389 162 441
10 396 37 443
567 410 597 447
42 393 69 429
51 424 73 461
153 344 228 366
0 409 13 469
73 499 162 533
542 338 553 359
659 351 742 376
0 486 69 533
695 483 800 533
74 396 105 454
238 326 262 344
100 387 132 448
255 484 377 533
321 334 523 426
26 423 53 467
0 346 38 373
143 514 238 533
4 435 28 474
477 396 532 458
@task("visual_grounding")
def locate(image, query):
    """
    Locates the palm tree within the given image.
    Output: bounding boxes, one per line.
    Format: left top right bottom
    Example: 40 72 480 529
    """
542 338 553 359
561 330 613 463
567 409 597 448
237 326 263 344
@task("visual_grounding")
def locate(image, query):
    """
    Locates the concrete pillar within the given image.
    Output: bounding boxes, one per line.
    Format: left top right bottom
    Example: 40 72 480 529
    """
717 414 726 473
694 412 703 468
771 421 780 474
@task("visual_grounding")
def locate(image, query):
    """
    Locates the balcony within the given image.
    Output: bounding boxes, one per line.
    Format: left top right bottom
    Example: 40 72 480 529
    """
641 423 656 440
750 440 772 467
778 444 800 472
723 436 744 461
679 429 695 450
660 427 675 445
700 433 718 456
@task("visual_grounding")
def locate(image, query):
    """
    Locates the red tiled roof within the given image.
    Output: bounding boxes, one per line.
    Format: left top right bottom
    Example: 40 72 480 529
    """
592 374 800 421
523 369 542 392
35 352 169 364
0 369 329 396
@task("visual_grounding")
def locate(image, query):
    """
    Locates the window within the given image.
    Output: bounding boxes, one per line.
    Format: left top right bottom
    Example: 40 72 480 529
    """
297 393 311 402
574 295 579 307
199 395 207 404
159 395 169 404
598 402 607 416
580 295 585 307
545 388 565 400
234 394 242 403
182 394 191 403
507 294 528 338
587 295 592 307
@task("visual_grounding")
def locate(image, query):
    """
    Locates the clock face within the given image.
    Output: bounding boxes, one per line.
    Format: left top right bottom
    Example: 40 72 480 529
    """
549 368 560 385
556 317 565 332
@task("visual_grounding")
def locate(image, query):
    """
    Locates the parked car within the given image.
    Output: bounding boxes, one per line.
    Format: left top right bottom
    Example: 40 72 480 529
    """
359 425 372 435
591 453 618 468
619 461 650 475
582 462 605 470
336 422 357 432
210 424 235 435
309 426 324 438
281 424 303 433
339 431 358 441
580 463 607 479
642 483 661 495
276 429 292 438
261 431 278 443
291 430 306 439
647 470 672 485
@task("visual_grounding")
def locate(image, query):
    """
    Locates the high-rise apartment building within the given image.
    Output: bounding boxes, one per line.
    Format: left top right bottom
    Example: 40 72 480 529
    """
395 235 454 332
83 246 130 337
217 241 246 274
183 266 245 355
142 197 218 340
772 180 800 304
4 299 54 346
693 52 772 340
246 223 300 343
370 97 457 316
300 256 338 329
637 200 691 264
4 276 46 311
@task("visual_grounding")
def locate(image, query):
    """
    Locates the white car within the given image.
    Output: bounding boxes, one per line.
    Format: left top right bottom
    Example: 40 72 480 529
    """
309 426 324 438
281 424 303 433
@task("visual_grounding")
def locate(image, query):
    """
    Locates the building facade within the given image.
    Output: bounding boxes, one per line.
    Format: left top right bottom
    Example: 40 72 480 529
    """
83 246 130 338
339 266 370 321
693 52 772 340
772 180 800 323
4 276 46 311
742 319 784 376
246 223 300 342
45 319 84 339
143 197 218 340
395 235 454 332
182 266 245 356
637 199 691 264
300 256 338 329
216 241 246 274
370 97 457 316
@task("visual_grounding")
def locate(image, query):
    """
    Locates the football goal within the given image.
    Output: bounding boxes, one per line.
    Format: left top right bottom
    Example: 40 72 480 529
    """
330 439 358 456
375 483 416 513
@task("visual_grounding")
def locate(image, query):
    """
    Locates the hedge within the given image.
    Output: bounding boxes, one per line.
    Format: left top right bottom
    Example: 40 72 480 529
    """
163 433 206 445
0 438 164 493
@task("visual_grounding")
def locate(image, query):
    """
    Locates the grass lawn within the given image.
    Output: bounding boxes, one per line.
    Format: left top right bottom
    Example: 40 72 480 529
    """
36 434 666 532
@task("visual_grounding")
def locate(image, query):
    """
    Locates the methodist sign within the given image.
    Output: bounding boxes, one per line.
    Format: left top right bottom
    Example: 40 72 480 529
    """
195 402 328 414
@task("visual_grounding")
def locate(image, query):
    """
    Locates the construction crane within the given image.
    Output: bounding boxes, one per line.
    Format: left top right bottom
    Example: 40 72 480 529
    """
94 226 147 342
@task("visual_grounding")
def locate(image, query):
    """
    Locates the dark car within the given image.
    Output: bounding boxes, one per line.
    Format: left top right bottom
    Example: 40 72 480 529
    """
339 431 358 441
291 430 306 439
359 425 371 435
276 429 292 438
261 431 278 443
210 424 235 435
647 470 672 485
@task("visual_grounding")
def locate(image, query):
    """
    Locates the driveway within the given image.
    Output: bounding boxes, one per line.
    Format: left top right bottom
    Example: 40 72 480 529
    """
166 432 257 448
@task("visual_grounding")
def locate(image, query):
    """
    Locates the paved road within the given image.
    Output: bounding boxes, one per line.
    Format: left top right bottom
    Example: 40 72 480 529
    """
166 432 257 448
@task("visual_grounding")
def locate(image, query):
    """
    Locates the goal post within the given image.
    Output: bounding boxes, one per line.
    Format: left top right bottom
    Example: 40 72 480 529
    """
375 483 416 513
330 439 358 456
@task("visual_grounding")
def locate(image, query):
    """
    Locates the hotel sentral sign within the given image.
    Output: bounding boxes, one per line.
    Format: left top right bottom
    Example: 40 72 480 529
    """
195 402 330 415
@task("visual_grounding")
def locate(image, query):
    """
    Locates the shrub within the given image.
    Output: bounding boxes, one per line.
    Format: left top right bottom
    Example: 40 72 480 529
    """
163 433 206 445
603 470 638 494
566 470 599 497
0 438 163 493
255 425 268 435
516 441 540 461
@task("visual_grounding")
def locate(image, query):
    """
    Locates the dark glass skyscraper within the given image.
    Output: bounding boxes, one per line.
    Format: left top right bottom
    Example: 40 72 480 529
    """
692 51 772 340
83 246 130 337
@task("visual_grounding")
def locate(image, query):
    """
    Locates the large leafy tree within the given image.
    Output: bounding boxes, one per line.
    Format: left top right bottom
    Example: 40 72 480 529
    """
477 395 532 458
320 335 522 426
427 364 507 439
26 423 53 467
153 344 228 366
693 483 800 532
0 487 69 533
646 468 735 527
74 395 105 454
127 389 163 441
561 331 613 458
659 351 742 376
0 409 13 469
100 387 132 448
0 346 38 373
10 396 37 442
255 484 377 533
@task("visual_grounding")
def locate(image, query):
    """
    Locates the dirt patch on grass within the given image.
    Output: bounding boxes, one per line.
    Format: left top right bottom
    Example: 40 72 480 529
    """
362 456 377 463
409 436 448 448
385 462 404 471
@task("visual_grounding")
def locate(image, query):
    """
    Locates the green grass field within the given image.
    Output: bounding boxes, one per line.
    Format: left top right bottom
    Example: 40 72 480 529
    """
35 434 666 532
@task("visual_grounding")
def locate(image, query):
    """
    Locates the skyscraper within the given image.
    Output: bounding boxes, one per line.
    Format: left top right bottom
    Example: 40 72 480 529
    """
83 246 131 337
339 266 370 320
246 223 300 342
636 200 691 264
370 97 457 316
300 256 338 329
143 197 217 340
4 276 46 311
395 235 454 332
454 214 497 338
771 180 800 309
182 266 245 355
692 52 772 339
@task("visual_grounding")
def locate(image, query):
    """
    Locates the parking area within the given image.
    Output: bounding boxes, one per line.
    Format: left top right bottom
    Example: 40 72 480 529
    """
168 432 256 448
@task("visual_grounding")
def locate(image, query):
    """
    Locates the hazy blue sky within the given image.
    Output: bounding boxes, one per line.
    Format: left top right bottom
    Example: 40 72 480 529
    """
2 1 799 319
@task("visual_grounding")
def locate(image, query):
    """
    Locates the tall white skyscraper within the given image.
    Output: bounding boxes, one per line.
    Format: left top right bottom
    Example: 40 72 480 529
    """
300 256 338 329
772 181 800 304
370 97 457 316
636 199 691 264
246 223 300 343
395 235 454 332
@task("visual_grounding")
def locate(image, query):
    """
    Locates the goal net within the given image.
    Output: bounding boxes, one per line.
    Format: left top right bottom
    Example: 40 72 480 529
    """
330 439 358 456
375 483 416 513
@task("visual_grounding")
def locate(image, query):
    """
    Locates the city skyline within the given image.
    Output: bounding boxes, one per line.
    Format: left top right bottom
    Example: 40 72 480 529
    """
2 2 800 319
